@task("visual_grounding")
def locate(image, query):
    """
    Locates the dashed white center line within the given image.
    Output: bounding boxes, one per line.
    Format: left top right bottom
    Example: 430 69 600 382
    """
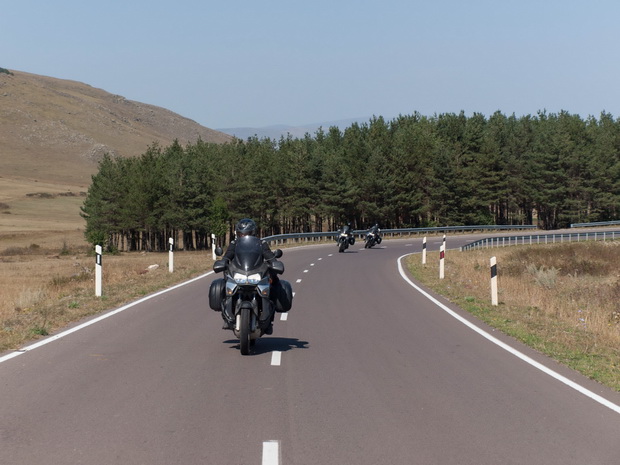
310 263 315 266
303 269 309 273
262 440 280 465
271 351 282 366
328 253 333 257
318 257 323 260
296 279 302 283
280 313 288 321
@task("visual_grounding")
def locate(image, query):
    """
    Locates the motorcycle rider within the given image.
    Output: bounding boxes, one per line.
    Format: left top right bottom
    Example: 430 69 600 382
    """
365 223 381 247
223 218 277 263
336 222 354 243
220 218 282 333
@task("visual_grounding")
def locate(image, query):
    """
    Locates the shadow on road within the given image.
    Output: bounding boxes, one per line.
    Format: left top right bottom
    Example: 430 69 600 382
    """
224 336 309 354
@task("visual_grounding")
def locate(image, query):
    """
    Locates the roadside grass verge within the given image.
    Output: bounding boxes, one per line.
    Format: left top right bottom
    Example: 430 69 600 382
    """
406 241 620 391
0 244 214 353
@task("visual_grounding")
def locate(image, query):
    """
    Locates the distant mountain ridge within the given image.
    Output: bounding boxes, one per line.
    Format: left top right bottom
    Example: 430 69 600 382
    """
217 117 371 140
0 69 232 186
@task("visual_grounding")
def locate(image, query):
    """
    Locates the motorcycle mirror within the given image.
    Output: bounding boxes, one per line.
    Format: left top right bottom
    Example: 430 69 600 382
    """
215 246 223 256
270 260 285 275
213 259 227 273
274 249 283 258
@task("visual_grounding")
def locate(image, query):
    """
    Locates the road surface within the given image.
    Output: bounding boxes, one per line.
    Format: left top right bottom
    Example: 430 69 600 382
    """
2 235 620 464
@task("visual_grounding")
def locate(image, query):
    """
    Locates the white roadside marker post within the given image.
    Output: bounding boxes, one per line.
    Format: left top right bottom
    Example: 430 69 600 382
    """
95 245 102 297
491 256 498 306
211 233 217 260
168 238 174 273
439 242 445 279
422 236 427 264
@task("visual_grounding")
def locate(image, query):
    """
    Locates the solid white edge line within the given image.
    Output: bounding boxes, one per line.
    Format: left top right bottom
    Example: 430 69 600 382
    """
262 440 280 465
271 351 282 366
397 253 620 415
0 271 215 364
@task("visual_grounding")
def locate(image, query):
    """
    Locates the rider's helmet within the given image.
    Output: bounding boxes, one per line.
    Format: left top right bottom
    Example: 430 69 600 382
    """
235 218 257 237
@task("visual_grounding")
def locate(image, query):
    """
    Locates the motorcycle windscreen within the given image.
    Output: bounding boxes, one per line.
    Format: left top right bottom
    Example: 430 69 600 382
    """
233 236 264 271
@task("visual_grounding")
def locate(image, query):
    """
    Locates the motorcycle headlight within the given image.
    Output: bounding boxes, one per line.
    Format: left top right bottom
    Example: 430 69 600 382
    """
233 272 262 284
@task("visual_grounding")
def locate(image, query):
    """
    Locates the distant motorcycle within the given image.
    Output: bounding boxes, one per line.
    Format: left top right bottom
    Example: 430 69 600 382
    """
364 226 382 248
209 236 292 355
337 225 355 253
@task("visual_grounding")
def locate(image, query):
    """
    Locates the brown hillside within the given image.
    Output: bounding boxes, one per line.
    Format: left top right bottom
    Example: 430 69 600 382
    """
0 69 233 186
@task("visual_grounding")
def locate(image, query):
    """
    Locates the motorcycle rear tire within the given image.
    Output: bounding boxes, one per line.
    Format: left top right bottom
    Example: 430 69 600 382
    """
239 307 251 355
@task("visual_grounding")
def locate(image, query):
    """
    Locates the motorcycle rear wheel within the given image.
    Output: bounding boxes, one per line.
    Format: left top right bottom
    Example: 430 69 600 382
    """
239 307 251 355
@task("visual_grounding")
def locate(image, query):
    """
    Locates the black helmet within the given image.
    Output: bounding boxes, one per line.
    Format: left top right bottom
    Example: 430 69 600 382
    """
235 218 257 237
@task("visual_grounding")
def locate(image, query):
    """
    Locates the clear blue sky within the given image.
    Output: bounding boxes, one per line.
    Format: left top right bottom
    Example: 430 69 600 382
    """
2 0 619 129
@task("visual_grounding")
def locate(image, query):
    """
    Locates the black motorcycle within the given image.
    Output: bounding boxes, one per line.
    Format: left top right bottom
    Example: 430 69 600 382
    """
364 227 382 248
337 225 355 253
209 236 292 355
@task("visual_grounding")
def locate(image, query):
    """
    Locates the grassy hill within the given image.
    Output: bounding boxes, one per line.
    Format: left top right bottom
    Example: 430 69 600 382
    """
0 68 232 245
1 69 232 186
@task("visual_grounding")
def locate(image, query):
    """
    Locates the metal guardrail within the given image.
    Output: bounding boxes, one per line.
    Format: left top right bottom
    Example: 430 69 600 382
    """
263 224 538 244
570 220 620 228
461 230 620 251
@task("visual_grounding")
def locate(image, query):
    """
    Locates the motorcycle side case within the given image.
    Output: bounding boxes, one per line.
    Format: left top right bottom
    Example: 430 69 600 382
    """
208 278 226 311
274 279 293 312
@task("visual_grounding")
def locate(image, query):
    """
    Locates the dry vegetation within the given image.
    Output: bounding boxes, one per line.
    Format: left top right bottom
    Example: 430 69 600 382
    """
0 189 211 354
0 238 214 353
406 241 620 391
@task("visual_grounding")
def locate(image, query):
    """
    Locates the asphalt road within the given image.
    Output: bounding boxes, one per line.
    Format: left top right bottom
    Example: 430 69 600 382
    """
2 235 620 464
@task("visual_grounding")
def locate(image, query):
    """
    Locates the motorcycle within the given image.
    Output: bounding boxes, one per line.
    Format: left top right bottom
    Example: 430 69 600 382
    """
337 225 355 253
209 236 292 355
364 228 382 248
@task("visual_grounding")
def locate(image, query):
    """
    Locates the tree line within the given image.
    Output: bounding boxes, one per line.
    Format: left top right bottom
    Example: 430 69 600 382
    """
80 110 620 252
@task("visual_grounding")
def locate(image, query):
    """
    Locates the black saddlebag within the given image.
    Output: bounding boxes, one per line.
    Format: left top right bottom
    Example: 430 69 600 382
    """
209 278 225 311
274 279 293 312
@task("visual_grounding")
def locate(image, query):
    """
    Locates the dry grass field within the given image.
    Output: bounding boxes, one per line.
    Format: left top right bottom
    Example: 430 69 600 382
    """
0 182 212 353
406 241 620 391
0 230 214 353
